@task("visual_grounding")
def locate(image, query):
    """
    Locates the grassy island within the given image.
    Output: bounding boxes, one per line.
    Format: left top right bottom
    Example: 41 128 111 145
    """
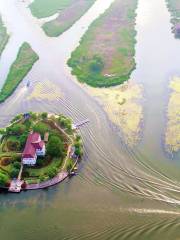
29 0 96 37
166 0 180 38
0 42 39 103
68 0 138 88
0 16 9 57
0 112 82 191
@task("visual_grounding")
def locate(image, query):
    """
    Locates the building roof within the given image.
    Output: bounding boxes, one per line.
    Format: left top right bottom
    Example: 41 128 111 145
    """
22 132 44 159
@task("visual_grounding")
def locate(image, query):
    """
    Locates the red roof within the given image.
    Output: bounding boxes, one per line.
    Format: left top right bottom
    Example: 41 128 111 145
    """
22 132 44 158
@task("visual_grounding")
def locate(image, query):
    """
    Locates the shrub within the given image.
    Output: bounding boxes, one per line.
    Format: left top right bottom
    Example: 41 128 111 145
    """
75 147 83 157
39 174 45 182
0 172 9 186
19 133 28 148
12 154 21 162
10 168 19 178
46 167 58 178
36 157 44 167
41 112 48 120
7 123 26 135
33 122 49 137
13 161 21 169
22 169 29 178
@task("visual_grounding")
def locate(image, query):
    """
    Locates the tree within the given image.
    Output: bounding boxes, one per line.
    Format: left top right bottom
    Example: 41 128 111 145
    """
33 122 49 137
46 136 64 158
19 133 28 148
7 123 26 135
0 172 8 186
75 147 83 157
13 161 21 169
10 168 19 178
41 112 48 120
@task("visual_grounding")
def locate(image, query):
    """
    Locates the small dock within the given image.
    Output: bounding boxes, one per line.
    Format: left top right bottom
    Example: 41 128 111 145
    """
8 179 23 193
8 163 24 193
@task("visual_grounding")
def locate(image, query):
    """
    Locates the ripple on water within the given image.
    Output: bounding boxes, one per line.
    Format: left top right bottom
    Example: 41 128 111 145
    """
85 80 143 147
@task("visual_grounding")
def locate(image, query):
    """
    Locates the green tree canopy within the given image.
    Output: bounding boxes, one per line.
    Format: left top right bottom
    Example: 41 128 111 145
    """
10 168 19 178
33 122 49 137
7 123 26 135
41 112 48 120
0 172 8 186
46 136 64 158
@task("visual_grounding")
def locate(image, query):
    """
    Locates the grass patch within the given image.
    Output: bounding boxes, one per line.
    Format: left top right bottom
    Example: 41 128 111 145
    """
68 0 138 88
0 42 39 103
29 0 75 18
29 0 96 37
0 16 9 57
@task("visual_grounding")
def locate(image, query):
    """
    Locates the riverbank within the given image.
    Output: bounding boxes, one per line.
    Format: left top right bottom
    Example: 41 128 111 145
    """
68 0 138 87
0 16 9 57
166 0 180 38
29 0 96 37
0 42 39 103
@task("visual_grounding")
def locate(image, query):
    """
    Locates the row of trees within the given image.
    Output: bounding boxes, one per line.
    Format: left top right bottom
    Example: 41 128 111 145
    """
58 115 72 133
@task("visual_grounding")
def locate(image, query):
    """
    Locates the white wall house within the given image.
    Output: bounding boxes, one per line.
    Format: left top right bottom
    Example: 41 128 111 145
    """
22 132 46 166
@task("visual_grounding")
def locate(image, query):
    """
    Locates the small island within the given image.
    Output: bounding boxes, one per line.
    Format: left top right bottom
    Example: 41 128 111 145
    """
0 112 83 192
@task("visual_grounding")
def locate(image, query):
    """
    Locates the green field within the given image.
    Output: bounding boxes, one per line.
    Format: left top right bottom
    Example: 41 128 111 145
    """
68 0 137 88
29 0 96 37
0 42 39 103
0 16 9 57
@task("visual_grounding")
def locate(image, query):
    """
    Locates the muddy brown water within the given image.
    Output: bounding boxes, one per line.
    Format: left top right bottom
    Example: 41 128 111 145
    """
0 0 180 239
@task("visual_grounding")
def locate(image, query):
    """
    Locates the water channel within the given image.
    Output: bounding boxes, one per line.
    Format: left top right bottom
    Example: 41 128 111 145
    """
0 0 180 239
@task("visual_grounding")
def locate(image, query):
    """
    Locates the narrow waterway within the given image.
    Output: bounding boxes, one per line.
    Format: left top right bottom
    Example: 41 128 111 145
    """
0 0 180 239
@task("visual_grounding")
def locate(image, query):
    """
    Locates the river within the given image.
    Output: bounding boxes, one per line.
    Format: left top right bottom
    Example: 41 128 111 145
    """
0 0 180 239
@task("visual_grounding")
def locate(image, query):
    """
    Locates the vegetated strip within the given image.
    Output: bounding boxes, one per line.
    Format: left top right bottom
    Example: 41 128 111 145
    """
0 16 9 57
29 0 96 37
68 0 138 88
0 42 39 103
166 0 180 38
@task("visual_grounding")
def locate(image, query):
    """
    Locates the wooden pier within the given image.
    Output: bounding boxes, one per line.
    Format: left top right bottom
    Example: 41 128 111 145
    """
72 119 89 129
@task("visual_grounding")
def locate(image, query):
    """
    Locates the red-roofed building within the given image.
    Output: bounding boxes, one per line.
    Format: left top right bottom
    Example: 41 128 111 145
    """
22 132 45 165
